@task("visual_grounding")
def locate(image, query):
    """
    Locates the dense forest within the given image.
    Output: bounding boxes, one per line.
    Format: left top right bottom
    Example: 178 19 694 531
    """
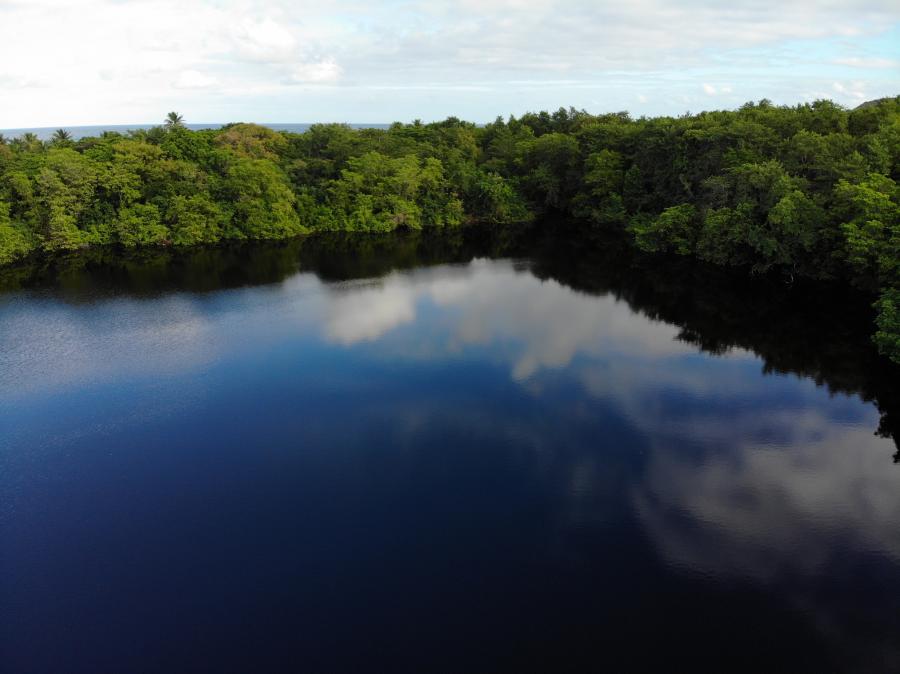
0 99 898 361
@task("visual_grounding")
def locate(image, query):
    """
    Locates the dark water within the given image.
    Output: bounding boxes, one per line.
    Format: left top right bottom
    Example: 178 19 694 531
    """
1 229 899 673
0 123 391 141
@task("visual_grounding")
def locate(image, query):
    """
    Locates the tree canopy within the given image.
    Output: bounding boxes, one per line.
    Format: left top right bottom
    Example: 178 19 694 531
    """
0 97 898 361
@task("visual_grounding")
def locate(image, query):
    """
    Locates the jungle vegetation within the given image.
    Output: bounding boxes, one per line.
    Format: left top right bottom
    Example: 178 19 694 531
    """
0 99 898 361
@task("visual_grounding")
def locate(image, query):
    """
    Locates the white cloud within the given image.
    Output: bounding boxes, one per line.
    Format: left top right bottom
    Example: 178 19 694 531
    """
287 59 344 84
174 70 218 89
833 56 900 69
0 0 897 126
833 80 868 99
232 16 297 62
701 83 734 97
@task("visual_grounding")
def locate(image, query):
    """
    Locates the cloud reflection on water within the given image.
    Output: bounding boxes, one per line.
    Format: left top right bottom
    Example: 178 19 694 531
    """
635 411 900 580
3 257 897 575
2 254 899 667
322 258 700 379
319 258 900 633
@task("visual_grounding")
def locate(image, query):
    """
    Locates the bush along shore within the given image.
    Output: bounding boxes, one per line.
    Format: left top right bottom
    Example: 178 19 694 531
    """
1 99 898 361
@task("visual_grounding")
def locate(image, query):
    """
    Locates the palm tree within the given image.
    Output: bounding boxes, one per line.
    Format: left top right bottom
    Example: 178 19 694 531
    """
165 111 185 128
10 132 41 152
51 128 72 144
22 132 41 150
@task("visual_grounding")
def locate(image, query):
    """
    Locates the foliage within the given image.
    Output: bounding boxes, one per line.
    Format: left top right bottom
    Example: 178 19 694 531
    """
166 194 227 246
115 202 167 247
629 204 698 255
834 173 899 285
165 112 185 128
875 288 900 363
224 158 303 239
0 200 34 264
325 152 463 231
0 96 898 359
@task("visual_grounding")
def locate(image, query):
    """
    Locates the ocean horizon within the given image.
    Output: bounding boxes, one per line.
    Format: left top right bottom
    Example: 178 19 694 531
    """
0 123 392 141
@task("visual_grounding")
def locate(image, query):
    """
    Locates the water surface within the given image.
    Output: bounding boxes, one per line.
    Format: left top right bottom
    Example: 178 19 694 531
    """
1 230 899 672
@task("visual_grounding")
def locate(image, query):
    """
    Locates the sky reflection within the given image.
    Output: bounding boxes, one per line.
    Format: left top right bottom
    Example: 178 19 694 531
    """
1 253 898 671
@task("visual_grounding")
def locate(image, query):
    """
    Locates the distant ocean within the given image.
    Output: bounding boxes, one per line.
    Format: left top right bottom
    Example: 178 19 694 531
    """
0 123 392 141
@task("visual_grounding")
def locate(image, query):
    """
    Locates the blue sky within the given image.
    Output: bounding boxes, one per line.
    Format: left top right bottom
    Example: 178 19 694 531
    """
0 0 898 127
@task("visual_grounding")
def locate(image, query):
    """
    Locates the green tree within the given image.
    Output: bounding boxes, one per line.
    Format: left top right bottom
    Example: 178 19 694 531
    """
50 129 73 146
165 111 185 129
874 288 900 363
629 203 699 255
470 171 532 224
696 203 753 266
166 194 227 246
0 200 34 265
11 132 42 153
835 173 899 285
225 158 303 239
327 152 463 232
516 132 581 210
32 149 98 251
572 149 626 225
216 123 286 160
115 202 168 247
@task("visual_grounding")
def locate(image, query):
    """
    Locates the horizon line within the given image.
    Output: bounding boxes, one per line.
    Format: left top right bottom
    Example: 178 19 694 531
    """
1 95 894 134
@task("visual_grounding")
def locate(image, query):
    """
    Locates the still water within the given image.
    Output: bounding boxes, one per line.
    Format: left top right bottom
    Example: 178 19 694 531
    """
1 230 899 672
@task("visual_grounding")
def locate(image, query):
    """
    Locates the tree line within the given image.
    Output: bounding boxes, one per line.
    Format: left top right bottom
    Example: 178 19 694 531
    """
0 98 898 361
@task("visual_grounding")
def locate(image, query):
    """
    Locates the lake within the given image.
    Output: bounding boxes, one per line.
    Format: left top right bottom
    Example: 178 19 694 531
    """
1 228 898 673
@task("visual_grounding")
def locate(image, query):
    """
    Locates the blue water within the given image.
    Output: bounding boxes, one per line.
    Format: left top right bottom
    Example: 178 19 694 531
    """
0 123 391 141
1 233 898 672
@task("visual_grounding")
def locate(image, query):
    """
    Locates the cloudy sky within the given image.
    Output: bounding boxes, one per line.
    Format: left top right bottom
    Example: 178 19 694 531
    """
0 0 898 127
